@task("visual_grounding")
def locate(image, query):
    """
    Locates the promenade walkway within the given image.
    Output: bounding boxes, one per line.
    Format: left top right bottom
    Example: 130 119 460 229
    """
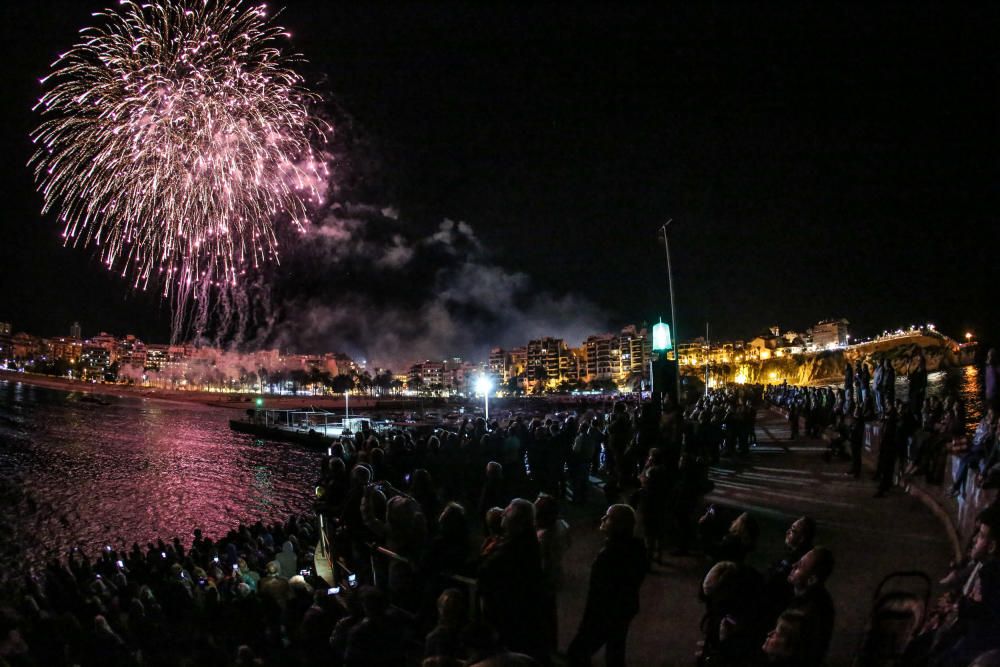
556 409 953 666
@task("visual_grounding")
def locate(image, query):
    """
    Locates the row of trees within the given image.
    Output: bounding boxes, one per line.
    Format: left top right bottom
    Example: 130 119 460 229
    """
190 367 406 397
19 357 644 397
501 364 646 396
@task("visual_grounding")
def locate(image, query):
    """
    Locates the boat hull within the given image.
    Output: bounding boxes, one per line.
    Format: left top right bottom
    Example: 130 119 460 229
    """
229 420 336 448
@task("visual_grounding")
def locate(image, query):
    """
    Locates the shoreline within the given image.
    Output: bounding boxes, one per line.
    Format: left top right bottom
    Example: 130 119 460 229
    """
0 370 382 412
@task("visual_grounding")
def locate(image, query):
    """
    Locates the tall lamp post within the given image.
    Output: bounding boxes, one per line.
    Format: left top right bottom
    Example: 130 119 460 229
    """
475 375 492 422
660 220 681 403
651 319 673 399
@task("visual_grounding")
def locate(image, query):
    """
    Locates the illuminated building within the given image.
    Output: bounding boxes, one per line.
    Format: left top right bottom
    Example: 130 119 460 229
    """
582 326 651 384
144 344 170 371
118 335 147 367
583 333 617 380
509 347 527 376
0 322 11 361
407 358 477 394
618 325 652 382
80 344 112 378
43 337 82 363
810 318 850 349
408 360 442 389
87 332 120 363
526 337 576 389
676 340 706 366
747 335 779 360
488 347 512 382
12 332 42 360
70 321 82 340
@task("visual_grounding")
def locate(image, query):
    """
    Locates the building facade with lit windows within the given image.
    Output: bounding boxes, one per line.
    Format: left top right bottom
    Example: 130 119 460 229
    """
118 335 147 367
0 322 12 362
406 358 478 394
488 347 512 382
43 337 83 363
618 325 652 382
583 333 617 380
810 318 850 349
526 337 578 388
11 332 42 360
144 344 170 371
79 344 112 379
676 340 706 366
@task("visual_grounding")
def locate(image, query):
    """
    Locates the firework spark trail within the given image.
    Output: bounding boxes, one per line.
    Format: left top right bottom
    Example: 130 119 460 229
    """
30 0 329 338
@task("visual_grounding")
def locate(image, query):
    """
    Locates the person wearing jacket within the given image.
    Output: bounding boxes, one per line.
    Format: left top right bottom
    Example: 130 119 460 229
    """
567 504 647 667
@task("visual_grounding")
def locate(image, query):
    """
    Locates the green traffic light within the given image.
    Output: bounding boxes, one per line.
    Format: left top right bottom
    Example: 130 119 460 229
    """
255 397 263 408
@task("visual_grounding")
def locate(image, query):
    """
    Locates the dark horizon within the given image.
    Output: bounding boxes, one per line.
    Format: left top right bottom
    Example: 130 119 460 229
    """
1 2 996 362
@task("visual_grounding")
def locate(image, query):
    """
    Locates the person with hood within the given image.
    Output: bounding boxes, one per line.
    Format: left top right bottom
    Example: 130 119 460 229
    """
276 540 298 579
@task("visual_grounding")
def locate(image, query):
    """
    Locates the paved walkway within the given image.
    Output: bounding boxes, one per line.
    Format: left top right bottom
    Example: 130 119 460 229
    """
556 410 953 666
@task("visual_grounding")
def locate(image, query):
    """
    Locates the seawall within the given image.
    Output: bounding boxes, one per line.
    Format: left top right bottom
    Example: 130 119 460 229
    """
692 335 972 387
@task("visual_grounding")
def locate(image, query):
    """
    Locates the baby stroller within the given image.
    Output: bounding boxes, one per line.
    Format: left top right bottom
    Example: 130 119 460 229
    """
854 571 931 667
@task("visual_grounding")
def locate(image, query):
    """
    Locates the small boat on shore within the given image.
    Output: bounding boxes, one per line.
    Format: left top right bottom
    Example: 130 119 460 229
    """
229 409 391 448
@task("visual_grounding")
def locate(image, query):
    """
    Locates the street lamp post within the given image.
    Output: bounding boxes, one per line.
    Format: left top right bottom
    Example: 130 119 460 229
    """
475 375 492 422
660 220 681 403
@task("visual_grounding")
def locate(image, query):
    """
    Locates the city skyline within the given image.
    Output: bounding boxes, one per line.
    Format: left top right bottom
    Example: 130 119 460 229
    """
1 2 996 361
2 312 973 393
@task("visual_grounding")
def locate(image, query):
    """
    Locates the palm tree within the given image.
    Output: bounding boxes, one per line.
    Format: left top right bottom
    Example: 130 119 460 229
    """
558 378 583 393
328 373 355 395
588 378 618 393
289 369 310 395
270 369 288 394
375 370 394 396
355 371 374 397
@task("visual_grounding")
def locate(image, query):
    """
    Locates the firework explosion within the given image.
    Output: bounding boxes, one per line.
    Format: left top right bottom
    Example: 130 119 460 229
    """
30 0 328 337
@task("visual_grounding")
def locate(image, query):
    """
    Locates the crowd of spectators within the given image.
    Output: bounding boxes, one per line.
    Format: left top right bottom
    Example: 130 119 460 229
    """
1 350 998 666
0 517 328 666
763 350 1000 502
0 396 703 666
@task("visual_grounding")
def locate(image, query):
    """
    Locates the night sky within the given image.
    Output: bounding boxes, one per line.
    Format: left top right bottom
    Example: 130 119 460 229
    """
1 2 996 362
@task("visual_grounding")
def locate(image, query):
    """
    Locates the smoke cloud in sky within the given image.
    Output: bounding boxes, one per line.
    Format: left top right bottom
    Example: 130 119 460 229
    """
252 205 609 370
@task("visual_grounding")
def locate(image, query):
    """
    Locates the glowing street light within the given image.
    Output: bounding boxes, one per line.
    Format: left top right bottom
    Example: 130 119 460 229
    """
475 375 493 422
966 332 974 342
